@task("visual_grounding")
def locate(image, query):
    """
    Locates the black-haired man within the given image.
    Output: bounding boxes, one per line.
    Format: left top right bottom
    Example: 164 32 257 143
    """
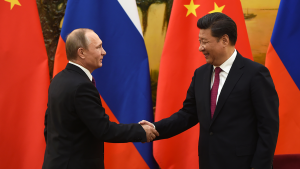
140 13 279 169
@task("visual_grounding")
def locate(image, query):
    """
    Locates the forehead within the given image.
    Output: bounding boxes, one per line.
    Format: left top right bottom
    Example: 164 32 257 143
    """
198 28 212 39
86 31 102 45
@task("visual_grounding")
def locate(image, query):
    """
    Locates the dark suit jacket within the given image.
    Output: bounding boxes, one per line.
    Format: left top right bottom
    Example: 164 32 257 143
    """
154 52 279 169
42 63 146 169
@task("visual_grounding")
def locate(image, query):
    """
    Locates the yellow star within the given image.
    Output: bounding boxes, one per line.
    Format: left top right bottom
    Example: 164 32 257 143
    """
5 0 21 10
184 0 200 17
209 2 225 13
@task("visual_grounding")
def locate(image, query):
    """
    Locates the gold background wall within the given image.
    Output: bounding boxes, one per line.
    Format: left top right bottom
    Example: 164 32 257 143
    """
141 0 281 72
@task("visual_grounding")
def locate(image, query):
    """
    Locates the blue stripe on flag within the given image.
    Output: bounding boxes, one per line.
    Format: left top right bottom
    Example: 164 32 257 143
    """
60 0 158 168
270 0 300 90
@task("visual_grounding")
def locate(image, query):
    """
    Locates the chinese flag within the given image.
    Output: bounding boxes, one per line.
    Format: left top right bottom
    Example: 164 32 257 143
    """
265 0 300 155
154 0 252 168
0 1 50 169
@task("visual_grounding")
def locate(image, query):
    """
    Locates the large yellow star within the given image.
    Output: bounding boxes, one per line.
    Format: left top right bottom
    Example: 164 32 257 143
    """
5 0 21 10
184 0 200 17
209 2 225 13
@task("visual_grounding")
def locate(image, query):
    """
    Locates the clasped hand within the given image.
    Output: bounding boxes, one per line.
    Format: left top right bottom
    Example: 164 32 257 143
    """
139 120 158 142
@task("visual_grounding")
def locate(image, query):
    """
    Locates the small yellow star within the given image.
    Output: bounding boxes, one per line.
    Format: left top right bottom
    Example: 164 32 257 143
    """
184 0 200 17
5 0 21 10
209 2 225 13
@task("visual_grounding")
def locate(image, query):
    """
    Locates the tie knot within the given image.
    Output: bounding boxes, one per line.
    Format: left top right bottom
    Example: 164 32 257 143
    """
215 67 222 75
92 77 96 87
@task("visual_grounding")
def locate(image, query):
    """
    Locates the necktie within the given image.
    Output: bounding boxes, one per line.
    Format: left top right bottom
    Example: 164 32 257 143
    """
92 77 96 87
211 67 222 119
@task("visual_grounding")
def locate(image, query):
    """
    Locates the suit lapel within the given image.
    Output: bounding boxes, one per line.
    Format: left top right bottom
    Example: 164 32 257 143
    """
205 66 214 122
210 53 245 126
198 64 213 125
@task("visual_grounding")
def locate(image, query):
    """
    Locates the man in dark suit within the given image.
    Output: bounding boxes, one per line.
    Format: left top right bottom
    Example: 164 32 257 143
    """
140 13 279 169
42 28 159 169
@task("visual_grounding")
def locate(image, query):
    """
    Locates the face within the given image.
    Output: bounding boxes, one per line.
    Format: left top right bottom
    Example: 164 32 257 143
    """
83 31 106 72
198 28 226 66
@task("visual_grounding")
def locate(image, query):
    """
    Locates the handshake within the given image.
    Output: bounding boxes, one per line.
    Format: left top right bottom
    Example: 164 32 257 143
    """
139 120 159 142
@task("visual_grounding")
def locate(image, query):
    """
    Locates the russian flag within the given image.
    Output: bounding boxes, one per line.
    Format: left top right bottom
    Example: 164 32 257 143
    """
265 0 300 154
53 0 158 168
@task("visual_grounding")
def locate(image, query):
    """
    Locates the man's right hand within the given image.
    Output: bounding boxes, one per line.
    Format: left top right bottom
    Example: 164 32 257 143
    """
141 124 159 142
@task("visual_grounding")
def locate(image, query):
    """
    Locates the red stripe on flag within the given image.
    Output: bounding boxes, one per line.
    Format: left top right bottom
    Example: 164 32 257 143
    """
102 97 149 169
53 36 68 77
266 43 300 154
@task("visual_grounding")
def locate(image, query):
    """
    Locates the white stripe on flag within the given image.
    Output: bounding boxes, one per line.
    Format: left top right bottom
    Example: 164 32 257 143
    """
117 0 144 37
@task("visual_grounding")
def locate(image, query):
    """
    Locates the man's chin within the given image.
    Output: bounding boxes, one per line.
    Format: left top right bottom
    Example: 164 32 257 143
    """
205 58 212 64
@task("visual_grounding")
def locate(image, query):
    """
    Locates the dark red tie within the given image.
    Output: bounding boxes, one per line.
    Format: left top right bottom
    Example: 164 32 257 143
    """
92 77 96 87
211 67 222 119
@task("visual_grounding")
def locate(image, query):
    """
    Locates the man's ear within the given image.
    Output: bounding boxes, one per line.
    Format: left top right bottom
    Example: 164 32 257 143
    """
222 34 230 46
77 47 85 59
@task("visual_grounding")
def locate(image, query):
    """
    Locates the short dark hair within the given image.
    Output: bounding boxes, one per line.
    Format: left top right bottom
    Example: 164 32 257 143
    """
197 13 237 45
65 28 93 61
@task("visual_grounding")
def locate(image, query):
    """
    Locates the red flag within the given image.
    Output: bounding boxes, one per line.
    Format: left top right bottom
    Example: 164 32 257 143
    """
154 0 252 168
0 1 50 169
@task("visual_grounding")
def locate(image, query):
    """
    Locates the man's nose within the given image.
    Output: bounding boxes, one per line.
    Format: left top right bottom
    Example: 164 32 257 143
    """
102 48 106 55
199 45 204 51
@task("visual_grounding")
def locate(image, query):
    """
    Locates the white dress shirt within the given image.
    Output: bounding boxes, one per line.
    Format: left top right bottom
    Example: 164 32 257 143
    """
69 61 93 81
210 49 237 104
150 50 237 129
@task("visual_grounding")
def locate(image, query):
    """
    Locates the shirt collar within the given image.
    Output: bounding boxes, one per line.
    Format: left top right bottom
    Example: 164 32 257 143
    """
213 49 237 73
69 61 93 81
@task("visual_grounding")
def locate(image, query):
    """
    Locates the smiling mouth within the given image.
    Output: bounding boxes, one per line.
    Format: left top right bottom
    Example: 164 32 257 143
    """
203 53 209 58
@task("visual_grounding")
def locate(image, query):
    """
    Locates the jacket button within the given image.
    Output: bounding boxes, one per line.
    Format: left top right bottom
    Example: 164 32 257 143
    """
210 132 213 135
